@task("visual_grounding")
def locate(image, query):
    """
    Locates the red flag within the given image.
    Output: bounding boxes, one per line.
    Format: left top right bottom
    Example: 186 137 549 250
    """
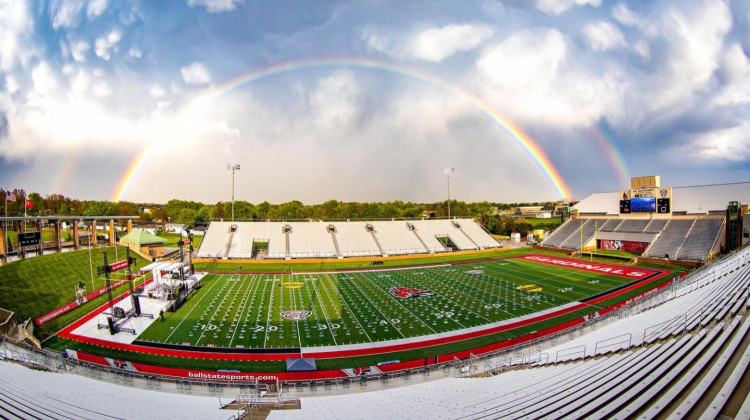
25 199 33 209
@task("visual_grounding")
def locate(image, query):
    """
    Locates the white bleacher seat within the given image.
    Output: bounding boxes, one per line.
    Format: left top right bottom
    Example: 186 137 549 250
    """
0 361 228 420
333 223 380 257
287 223 337 258
370 221 427 255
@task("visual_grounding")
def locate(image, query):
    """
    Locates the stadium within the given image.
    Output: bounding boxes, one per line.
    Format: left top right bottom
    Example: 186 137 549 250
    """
0 175 748 419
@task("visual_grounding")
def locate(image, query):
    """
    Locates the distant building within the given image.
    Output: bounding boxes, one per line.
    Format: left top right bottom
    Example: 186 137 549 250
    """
119 230 166 259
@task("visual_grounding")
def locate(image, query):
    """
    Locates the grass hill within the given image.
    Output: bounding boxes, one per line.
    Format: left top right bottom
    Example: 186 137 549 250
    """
0 246 150 338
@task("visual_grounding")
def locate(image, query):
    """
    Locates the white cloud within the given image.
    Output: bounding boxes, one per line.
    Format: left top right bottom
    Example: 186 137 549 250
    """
91 81 112 97
612 3 641 27
364 23 492 62
535 0 601 15
94 29 121 60
475 28 625 128
582 21 626 52
70 39 90 62
677 122 750 162
0 1 35 72
86 0 108 19
150 85 165 98
633 39 649 59
720 43 750 84
180 62 212 85
643 0 732 114
186 0 242 13
49 0 84 29
128 47 142 59
309 71 360 129
410 24 493 62
31 61 58 96
69 69 90 96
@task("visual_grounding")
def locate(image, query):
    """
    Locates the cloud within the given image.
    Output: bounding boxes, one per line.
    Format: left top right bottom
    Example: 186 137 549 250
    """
69 39 90 62
410 24 493 62
49 0 84 29
612 3 641 27
180 62 212 85
474 28 624 128
0 1 35 72
364 23 492 62
186 0 242 13
94 29 121 60
309 71 360 130
86 0 108 19
150 85 165 98
535 0 601 15
582 21 626 52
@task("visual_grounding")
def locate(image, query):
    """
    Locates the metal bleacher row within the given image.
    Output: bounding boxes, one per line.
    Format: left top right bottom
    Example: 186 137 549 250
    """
541 216 725 262
0 361 228 420
196 219 500 259
268 247 750 420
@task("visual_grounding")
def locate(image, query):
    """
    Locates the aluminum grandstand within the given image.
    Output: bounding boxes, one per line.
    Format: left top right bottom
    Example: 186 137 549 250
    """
196 218 500 259
542 179 750 263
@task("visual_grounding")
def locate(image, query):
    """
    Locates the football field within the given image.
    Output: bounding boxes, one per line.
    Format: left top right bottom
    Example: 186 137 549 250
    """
135 256 655 350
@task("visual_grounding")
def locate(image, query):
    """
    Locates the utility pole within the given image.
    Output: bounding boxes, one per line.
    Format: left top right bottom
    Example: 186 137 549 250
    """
442 168 455 219
227 164 241 222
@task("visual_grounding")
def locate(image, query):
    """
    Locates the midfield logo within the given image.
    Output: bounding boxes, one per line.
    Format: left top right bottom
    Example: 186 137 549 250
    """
281 310 312 321
389 287 434 299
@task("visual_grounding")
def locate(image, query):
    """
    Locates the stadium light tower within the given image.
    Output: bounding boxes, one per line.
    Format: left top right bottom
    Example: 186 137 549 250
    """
227 164 240 222
442 168 454 219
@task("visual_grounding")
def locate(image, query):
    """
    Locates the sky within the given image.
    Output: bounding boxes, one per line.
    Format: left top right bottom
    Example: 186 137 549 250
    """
0 0 749 204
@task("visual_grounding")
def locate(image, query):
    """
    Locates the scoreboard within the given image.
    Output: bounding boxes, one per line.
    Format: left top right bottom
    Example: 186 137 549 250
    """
619 187 672 214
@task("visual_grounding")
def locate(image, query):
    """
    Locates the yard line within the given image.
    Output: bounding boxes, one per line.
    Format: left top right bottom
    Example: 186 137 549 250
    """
308 274 338 346
196 276 239 346
165 273 224 343
357 272 439 335
394 272 493 324
263 276 275 349
228 274 259 348
320 273 373 343
345 274 407 339
290 273 303 349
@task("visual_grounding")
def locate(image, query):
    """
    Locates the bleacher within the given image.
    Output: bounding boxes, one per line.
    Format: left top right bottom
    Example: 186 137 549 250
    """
459 219 502 249
369 221 427 255
334 223 381 257
268 247 750 420
541 216 724 262
0 361 228 420
288 223 338 258
195 221 232 259
643 219 695 259
674 218 725 261
197 219 500 259
540 219 580 248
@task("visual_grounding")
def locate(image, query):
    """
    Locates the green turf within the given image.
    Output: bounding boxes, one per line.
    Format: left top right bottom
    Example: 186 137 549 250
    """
192 248 545 273
136 257 643 349
0 245 151 337
157 233 204 249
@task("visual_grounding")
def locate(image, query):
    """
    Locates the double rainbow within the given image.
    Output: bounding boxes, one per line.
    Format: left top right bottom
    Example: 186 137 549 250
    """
111 58 573 202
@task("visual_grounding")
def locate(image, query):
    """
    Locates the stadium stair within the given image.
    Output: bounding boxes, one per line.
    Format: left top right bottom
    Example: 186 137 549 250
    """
454 221 480 250
369 228 385 256
330 229 342 258
411 228 431 253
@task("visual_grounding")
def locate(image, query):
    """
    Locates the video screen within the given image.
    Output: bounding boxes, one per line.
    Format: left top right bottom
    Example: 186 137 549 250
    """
631 197 656 212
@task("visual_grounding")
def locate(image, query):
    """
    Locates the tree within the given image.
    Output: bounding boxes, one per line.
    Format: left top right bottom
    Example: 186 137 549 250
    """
177 208 198 227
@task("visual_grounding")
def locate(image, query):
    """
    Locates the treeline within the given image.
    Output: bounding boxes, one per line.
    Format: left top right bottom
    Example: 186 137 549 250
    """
1 189 562 235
